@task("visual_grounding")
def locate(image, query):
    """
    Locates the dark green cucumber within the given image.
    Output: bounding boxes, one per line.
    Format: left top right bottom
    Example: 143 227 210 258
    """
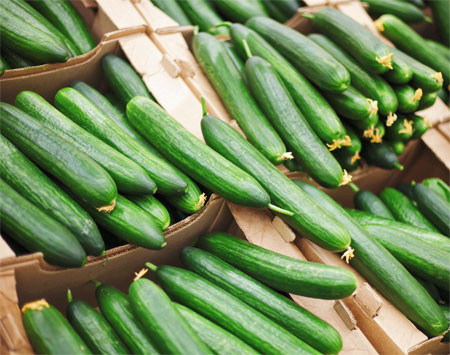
181 246 343 354
261 0 290 23
22 300 90 354
193 32 287 164
361 141 402 170
197 233 356 299
96 284 158 354
437 87 449 103
200 114 351 252
413 183 450 237
293 180 448 337
380 187 440 232
247 16 350 93
351 111 380 131
385 115 415 141
102 54 154 107
126 96 271 209
213 0 268 23
0 179 86 267
0 55 10 75
127 195 171 230
333 149 361 172
349 184 395 219
175 303 259 355
429 0 450 50
426 40 450 62
66 295 129 355
155 265 320 355
178 0 227 36
417 91 438 110
55 87 189 196
230 24 346 144
398 0 424 8
410 114 430 138
309 33 398 116
152 0 192 26
129 278 211 355
30 0 95 55
0 103 117 210
0 134 103 256
271 0 300 18
165 177 206 214
311 8 394 74
223 41 245 77
394 85 422 113
416 278 444 304
16 91 156 195
1 48 34 69
396 182 416 201
245 55 343 188
390 140 405 155
422 178 450 203
384 54 413 84
343 124 362 155
365 0 426 23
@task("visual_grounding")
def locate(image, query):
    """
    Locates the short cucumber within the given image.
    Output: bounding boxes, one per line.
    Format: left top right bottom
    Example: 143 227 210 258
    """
152 0 192 26
342 124 362 155
394 85 422 113
127 195 171 230
422 178 450 202
129 278 212 355
410 114 430 138
390 140 405 155
333 149 361 172
181 246 343 354
425 40 450 62
213 0 268 23
178 0 228 35
365 0 426 23
1 48 35 69
0 55 9 75
384 54 413 84
22 299 90 354
165 177 206 214
428 0 450 54
261 0 290 23
417 91 438 110
349 184 395 219
385 115 414 141
361 141 402 170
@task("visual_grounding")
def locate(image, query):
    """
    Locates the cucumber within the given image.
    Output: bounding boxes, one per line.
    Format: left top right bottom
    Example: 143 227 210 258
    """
390 140 405 155
30 0 95 55
165 177 206 214
343 124 362 155
175 303 259 355
422 178 450 203
293 180 448 337
417 91 438 110
271 0 300 18
384 55 413 84
193 32 287 164
416 278 444 304
66 295 129 355
213 0 268 23
95 284 158 354
361 141 402 169
413 183 450 237
0 134 104 256
426 40 450 62
247 16 350 92
349 184 395 219
396 182 415 201
385 115 414 141
230 24 346 144
308 33 398 116
181 246 343 354
429 0 450 48
152 0 192 26
154 265 321 355
333 149 361 172
394 85 422 113
197 233 356 299
244 54 343 188
311 8 394 74
127 195 171 230
15 91 156 195
261 0 290 23
0 103 117 210
379 187 440 232
0 179 87 267
223 42 245 77
129 278 212 355
410 114 430 138
437 87 449 104
178 0 228 36
126 96 272 209
22 299 90 354
0 55 9 75
364 0 426 23
2 47 34 69
54 87 189 196
200 114 352 252
351 111 380 131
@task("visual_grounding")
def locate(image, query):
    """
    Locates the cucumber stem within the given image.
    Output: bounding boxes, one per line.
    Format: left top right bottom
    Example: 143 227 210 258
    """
145 262 159 272
91 279 102 288
201 97 207 116
348 182 360 193
268 203 294 216
424 16 432 24
67 289 73 303
242 39 253 59
395 163 404 171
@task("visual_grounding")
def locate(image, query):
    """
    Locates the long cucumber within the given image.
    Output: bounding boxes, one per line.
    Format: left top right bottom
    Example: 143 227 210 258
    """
127 195 171 230
349 183 394 219
178 0 228 35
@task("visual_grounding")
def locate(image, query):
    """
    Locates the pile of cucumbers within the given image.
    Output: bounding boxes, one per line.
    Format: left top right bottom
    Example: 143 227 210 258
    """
0 0 96 73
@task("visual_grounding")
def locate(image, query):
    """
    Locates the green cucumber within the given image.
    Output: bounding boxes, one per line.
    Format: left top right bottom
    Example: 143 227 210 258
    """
178 0 228 35
308 33 398 116
66 294 129 354
364 0 426 23
223 42 245 77
0 103 117 210
437 87 449 103
351 111 380 131
200 114 352 252
244 54 343 188
293 180 448 337
361 141 402 169
422 178 450 203
2 47 34 69
385 115 414 141
22 300 90 354
311 8 394 74
343 124 362 155
416 278 444 304
197 233 356 299
379 187 440 232
0 55 9 75
410 114 430 138
129 278 212 355
181 246 343 354
127 195 171 230
261 0 290 23
390 140 405 155
333 149 361 172
394 85 422 113
429 0 450 48
165 177 206 214
417 91 438 110
154 265 321 355
413 183 450 237
396 182 416 201
213 0 268 23
95 284 158 354
384 55 413 84
193 32 287 164
271 0 300 18
426 40 450 62
349 184 394 219
15 91 156 195
0 134 103 256
175 303 259 355
152 0 192 26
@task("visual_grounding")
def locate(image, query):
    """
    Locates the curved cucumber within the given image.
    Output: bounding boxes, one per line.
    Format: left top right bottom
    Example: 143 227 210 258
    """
365 0 426 23
127 195 171 230
152 0 192 26
394 85 422 113
213 0 268 23
178 0 227 35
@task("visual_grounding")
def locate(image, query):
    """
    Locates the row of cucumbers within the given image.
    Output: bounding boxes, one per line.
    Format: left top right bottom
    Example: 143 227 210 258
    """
0 0 95 72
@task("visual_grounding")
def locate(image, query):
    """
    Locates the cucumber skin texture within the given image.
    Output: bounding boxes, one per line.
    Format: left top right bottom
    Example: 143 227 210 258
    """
213 0 268 23
181 246 343 354
0 134 103 256
223 42 246 77
417 91 437 111
193 32 287 164
66 300 129 355
15 91 156 195
247 16 350 93
313 8 393 74
354 190 395 219
175 303 259 355
0 55 9 75
361 141 399 169
23 303 91 355
201 115 351 252
323 86 375 121
156 265 320 355
152 0 192 26
245 56 343 188
178 0 228 36
429 0 450 52
365 0 425 23
0 179 87 267
30 0 95 55
0 103 117 209
423 178 450 203
293 180 448 337
129 279 212 355
390 140 405 156
426 40 450 62
385 116 414 141
309 33 398 116
384 55 413 84
127 195 171 230
2 48 34 69
55 87 188 196
231 24 346 143
197 233 356 299
126 97 271 209
394 85 420 113
410 114 429 139
96 284 158 354
413 183 450 237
